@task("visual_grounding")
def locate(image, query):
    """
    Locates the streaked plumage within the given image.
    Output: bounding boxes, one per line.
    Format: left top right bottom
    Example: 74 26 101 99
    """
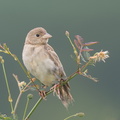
22 27 73 108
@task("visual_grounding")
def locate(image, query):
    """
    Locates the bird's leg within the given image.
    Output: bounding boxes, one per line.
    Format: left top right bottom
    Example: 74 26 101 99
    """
50 83 60 90
50 78 66 91
39 90 47 100
38 84 49 99
50 83 60 96
29 78 47 99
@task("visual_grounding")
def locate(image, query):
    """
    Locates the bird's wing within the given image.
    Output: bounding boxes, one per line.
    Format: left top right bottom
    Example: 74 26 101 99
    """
44 44 66 78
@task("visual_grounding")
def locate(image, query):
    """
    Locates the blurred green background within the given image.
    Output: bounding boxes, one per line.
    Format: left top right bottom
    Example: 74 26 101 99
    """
0 0 119 120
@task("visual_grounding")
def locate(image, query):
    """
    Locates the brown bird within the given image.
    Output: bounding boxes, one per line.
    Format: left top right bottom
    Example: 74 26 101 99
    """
22 27 73 108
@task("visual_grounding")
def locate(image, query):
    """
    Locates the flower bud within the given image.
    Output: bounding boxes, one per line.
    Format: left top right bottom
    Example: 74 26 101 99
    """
75 112 85 117
65 31 70 37
0 56 4 63
27 94 33 99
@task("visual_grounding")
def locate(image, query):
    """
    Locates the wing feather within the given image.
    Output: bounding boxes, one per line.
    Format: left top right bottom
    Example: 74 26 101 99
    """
44 44 66 78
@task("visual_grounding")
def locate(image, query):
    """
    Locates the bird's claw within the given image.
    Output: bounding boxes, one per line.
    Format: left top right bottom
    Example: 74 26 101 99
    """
39 90 47 100
50 84 60 96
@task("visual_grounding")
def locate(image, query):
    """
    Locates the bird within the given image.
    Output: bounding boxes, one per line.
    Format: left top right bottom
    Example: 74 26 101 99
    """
22 27 73 108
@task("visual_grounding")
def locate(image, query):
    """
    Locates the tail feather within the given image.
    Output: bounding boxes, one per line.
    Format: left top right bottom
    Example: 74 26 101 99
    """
55 82 73 109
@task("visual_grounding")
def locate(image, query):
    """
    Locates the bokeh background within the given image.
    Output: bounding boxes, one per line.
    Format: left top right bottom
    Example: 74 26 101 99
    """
0 0 120 120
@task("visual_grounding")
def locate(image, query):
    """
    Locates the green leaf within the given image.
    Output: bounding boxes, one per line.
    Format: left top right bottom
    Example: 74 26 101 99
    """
83 46 91 61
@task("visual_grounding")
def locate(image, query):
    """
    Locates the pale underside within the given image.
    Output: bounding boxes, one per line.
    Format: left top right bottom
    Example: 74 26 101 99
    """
22 44 66 86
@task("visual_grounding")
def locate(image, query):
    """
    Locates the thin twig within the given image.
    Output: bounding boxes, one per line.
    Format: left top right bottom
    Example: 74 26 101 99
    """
1 58 15 118
25 97 43 120
22 97 30 120
13 91 22 115
25 70 78 120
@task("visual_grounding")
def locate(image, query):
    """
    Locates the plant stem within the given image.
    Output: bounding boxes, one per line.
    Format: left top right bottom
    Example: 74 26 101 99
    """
67 36 78 56
25 71 78 120
0 44 31 79
64 112 84 120
81 59 92 72
22 97 30 120
64 114 75 120
25 97 43 120
15 57 29 77
11 54 31 79
14 92 22 115
1 60 15 118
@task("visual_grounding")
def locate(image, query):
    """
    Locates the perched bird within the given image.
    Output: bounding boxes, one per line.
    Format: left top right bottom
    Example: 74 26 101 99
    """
22 27 73 108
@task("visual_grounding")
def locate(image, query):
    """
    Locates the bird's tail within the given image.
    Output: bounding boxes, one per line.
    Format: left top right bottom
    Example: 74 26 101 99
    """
55 82 73 109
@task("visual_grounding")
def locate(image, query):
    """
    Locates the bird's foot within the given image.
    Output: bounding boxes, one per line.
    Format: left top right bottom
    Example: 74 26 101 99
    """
39 90 47 100
50 83 61 95
50 83 60 90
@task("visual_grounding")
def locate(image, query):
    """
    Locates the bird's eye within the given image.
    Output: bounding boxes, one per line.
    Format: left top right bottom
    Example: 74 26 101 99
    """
36 34 40 37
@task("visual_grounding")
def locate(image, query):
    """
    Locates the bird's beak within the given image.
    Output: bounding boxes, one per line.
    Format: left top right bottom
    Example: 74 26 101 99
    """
42 33 52 39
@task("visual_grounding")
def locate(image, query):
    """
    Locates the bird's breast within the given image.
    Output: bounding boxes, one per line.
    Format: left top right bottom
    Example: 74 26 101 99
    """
22 45 57 86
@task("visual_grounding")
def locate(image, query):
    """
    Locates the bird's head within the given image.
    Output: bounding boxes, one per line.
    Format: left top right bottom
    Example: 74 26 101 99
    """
25 27 52 45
